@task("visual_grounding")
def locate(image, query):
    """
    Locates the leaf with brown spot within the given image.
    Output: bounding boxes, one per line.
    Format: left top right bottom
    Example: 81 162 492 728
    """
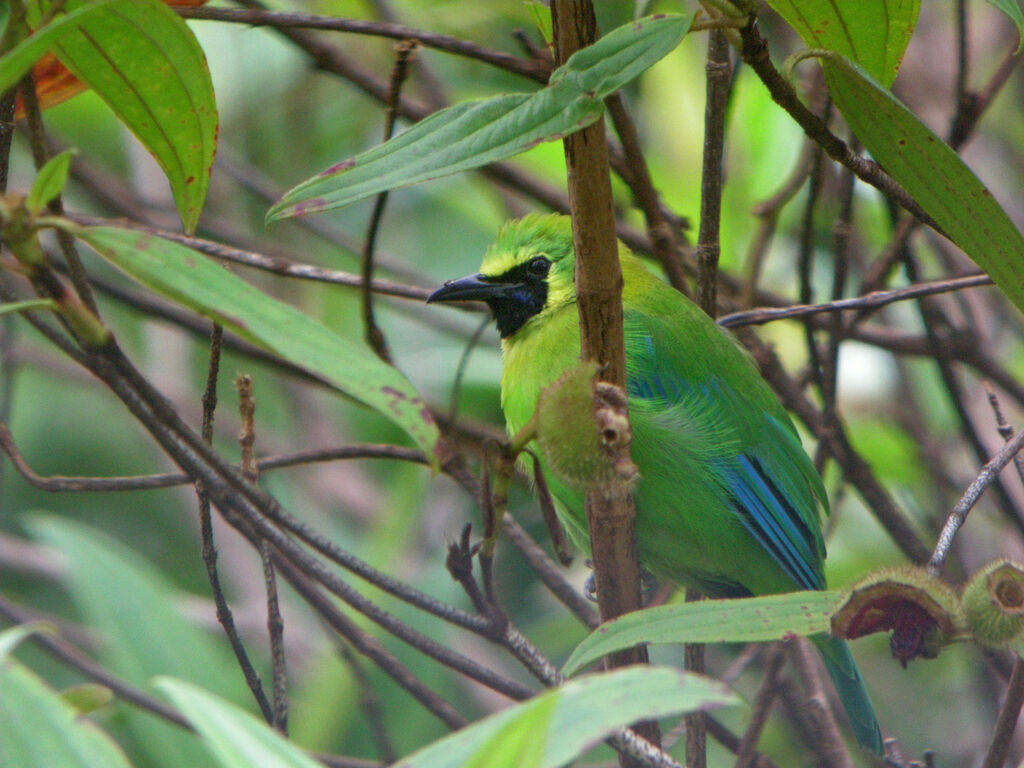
563 591 842 676
76 225 440 465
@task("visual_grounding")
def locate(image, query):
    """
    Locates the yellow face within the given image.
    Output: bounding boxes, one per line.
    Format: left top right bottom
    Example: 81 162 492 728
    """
430 214 579 338
474 214 578 336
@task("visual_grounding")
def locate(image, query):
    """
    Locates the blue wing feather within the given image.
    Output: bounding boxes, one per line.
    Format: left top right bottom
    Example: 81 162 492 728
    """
625 312 827 593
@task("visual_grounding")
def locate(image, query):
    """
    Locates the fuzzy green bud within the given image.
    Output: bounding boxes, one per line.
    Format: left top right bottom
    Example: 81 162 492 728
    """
534 362 637 490
960 559 1024 649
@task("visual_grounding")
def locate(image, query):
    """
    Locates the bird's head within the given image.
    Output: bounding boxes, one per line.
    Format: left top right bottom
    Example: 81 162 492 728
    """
427 214 576 338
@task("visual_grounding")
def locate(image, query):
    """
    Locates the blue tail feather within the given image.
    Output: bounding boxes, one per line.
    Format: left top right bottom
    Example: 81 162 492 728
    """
814 635 883 755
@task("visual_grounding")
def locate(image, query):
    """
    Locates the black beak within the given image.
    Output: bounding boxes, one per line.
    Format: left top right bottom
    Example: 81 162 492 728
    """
427 274 518 304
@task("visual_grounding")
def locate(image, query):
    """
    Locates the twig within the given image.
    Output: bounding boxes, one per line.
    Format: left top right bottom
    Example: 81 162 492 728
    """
361 41 417 364
986 384 1024 486
605 94 689 294
236 374 289 734
928 428 1024 575
0 594 191 729
195 327 274 724
822 158 857 422
68 216 436 302
331 640 398 763
950 0 971 146
796 129 828 408
685 589 707 768
786 638 853 768
17 74 98 314
0 82 15 190
735 647 786 768
719 274 993 328
704 716 780 768
738 18 942 233
0 423 426 491
981 657 1024 768
742 138 816 307
176 5 549 83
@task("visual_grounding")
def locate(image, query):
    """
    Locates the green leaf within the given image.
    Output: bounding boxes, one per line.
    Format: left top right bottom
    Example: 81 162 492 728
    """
26 149 77 215
563 592 842 677
768 0 920 86
46 0 217 233
76 225 440 462
0 659 135 768
0 622 52 661
463 694 555 768
0 0 120 95
156 678 324 768
29 516 243 768
60 684 115 716
267 13 691 221
393 666 735 768
820 55 1024 315
988 0 1024 52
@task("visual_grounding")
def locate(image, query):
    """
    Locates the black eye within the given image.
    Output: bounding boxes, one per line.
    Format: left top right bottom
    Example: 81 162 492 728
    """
527 256 550 276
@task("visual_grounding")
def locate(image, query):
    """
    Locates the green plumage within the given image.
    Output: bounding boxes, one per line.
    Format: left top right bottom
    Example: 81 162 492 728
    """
429 214 881 753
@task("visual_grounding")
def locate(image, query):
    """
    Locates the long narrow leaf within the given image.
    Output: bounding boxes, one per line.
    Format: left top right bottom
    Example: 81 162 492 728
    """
396 666 734 768
820 54 1024 315
77 225 440 462
267 13 691 221
768 0 920 86
46 0 217 233
0 660 136 768
157 679 324 768
29 517 238 768
563 591 842 677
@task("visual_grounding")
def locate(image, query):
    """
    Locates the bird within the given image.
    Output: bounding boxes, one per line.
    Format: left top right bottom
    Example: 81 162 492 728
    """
428 213 882 754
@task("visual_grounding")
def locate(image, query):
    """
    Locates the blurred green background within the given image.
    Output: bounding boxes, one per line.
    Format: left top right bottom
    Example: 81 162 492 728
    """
3 1 1024 765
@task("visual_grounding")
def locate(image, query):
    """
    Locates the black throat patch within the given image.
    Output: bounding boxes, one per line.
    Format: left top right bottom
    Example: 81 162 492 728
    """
486 262 549 338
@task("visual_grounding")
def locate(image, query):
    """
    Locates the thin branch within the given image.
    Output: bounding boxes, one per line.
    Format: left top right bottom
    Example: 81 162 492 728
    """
268 552 468 730
981 657 1024 768
236 374 289 734
928 428 1024 575
786 638 853 768
17 74 98 315
361 40 417 364
719 274 993 328
331 640 398 763
738 18 942 233
195 327 274 724
0 595 191 729
735 647 786 768
0 424 426 491
176 5 549 83
986 384 1024 487
68 216 436 302
605 94 689 294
